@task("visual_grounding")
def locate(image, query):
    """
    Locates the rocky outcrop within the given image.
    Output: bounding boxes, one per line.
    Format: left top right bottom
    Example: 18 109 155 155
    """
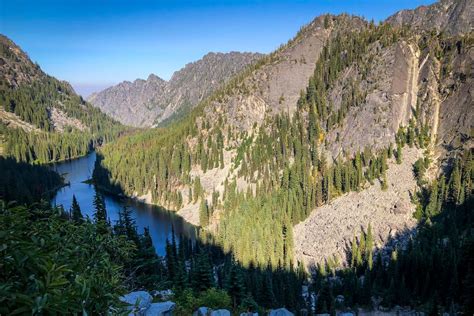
294 147 421 270
49 107 87 132
146 302 176 316
436 41 474 160
119 291 175 316
0 108 40 133
269 308 294 316
88 52 263 127
205 16 366 131
120 291 153 315
193 307 232 316
386 0 473 35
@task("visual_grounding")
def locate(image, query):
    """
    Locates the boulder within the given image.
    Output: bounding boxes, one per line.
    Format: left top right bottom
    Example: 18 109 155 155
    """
119 291 152 316
269 308 294 316
194 306 211 316
335 295 345 304
145 301 176 316
240 313 259 316
211 309 231 316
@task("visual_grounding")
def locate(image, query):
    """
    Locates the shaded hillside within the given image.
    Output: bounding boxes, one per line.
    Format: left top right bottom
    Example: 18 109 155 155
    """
88 52 263 127
0 35 124 163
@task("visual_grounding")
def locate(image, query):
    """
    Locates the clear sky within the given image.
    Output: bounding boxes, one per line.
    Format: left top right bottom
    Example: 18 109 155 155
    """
1 0 436 97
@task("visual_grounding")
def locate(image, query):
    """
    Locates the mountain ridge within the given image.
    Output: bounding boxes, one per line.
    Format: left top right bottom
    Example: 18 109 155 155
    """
88 51 263 127
0 34 124 163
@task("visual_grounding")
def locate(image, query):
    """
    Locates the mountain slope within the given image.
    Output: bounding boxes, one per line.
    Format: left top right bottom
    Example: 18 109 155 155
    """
0 35 124 163
94 0 472 274
87 74 167 127
88 52 263 127
386 0 473 35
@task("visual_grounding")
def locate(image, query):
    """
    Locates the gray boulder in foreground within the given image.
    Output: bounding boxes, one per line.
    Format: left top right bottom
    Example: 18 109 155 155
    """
119 291 153 315
194 307 211 316
211 309 231 316
145 301 176 316
269 308 294 316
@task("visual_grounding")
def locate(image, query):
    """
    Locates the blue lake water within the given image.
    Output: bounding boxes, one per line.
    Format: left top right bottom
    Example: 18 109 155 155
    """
51 152 196 255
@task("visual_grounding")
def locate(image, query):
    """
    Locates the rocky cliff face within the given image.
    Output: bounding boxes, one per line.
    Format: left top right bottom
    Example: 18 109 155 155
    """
203 15 367 131
386 0 473 35
88 74 166 127
88 52 263 127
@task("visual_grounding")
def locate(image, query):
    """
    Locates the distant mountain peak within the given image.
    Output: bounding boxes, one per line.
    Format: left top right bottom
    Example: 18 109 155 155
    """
88 51 263 127
147 73 164 82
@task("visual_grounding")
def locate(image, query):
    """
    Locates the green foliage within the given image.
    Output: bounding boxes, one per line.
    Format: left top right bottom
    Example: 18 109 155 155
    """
0 201 134 315
174 288 231 314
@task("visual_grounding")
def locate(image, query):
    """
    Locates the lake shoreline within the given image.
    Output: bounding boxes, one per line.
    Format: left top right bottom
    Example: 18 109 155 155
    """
50 151 197 256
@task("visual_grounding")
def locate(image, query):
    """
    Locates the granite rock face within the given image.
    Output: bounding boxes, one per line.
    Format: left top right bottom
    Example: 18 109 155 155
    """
386 0 473 35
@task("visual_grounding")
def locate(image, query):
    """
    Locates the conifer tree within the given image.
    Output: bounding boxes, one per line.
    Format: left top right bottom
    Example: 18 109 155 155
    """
70 195 83 223
93 190 107 222
191 251 214 292
120 206 140 246
93 190 108 234
165 238 176 281
200 199 210 227
226 261 246 308
259 269 275 308
396 143 402 164
366 224 374 270
136 227 163 289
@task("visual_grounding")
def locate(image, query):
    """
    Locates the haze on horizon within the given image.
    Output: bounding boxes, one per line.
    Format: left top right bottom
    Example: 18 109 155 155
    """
0 0 436 97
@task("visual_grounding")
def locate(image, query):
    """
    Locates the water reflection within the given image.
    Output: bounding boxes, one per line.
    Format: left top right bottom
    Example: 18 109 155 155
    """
51 152 196 255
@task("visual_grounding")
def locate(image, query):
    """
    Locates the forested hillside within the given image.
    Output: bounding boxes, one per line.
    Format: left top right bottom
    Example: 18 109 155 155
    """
93 0 473 312
0 35 125 163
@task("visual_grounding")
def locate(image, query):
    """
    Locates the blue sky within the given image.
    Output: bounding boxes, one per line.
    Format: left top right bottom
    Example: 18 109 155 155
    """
1 0 435 97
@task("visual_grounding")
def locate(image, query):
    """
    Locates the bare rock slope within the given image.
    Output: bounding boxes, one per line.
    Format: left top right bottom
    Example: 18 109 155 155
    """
294 147 421 270
386 0 473 35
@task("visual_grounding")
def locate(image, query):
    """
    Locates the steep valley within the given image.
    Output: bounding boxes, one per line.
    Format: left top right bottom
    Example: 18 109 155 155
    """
95 6 472 268
1 0 473 314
